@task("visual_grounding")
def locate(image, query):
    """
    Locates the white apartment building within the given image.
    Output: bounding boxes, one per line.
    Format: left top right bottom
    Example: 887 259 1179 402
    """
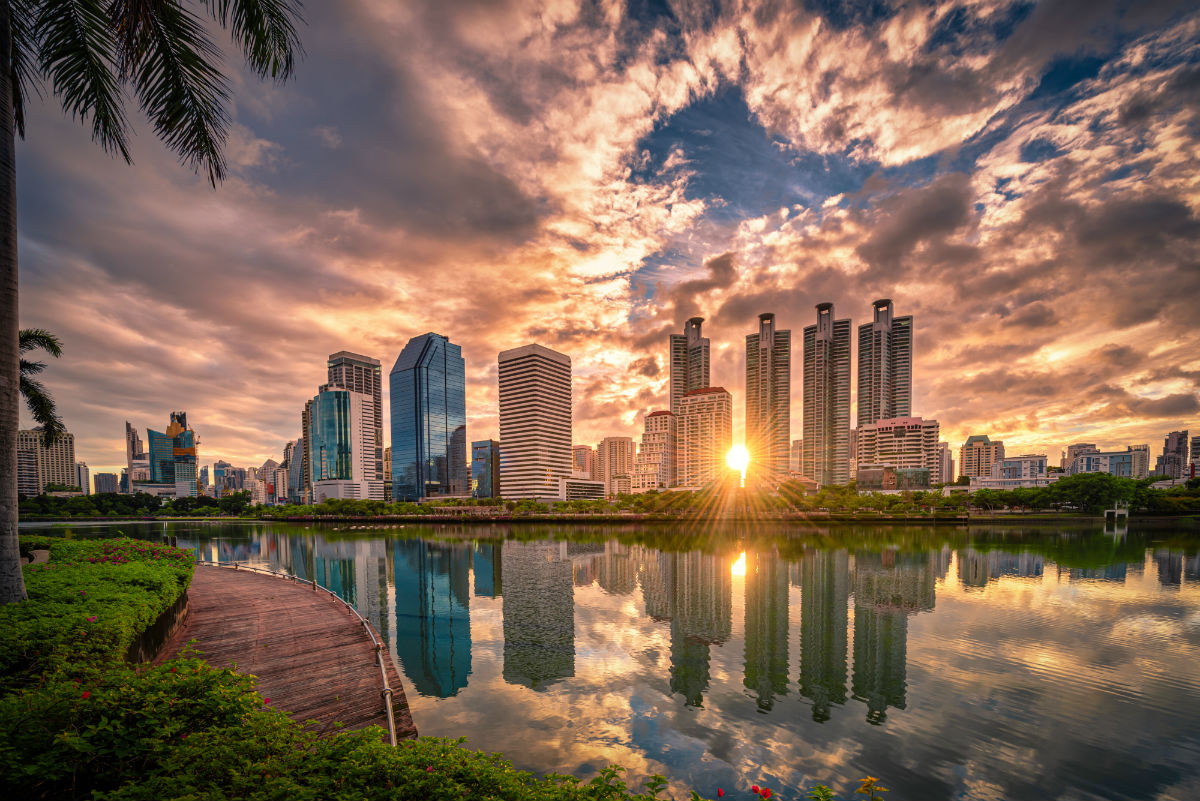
971 454 1060 490
855 416 942 484
498 344 572 500
633 411 676 492
676 387 732 487
17 429 76 495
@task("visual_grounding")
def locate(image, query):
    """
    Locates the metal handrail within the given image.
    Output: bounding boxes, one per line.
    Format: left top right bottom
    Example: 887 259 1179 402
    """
195 560 398 746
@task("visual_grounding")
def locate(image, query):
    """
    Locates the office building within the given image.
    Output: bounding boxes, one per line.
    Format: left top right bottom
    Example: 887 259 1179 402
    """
1068 445 1151 479
938 442 954 486
669 317 710 416
802 303 852 486
676 387 732 487
1156 430 1189 479
471 440 501 499
498 344 572 500
1191 435 1200 470
94 473 119 494
1064 443 1098 469
745 312 791 485
75 462 90 494
633 411 675 492
124 421 148 493
327 352 384 481
287 439 305 502
855 417 942 485
959 434 1004 479
857 299 913 428
146 412 199 495
307 386 386 501
596 436 635 496
390 333 468 501
572 445 596 479
300 399 314 501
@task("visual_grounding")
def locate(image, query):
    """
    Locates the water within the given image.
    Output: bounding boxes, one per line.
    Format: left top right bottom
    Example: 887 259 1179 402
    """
26 520 1200 801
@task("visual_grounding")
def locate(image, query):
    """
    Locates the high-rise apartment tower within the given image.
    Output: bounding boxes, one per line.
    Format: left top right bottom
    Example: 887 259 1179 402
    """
802 303 852 486
857 299 913 428
746 312 791 485
669 317 710 416
327 352 384 481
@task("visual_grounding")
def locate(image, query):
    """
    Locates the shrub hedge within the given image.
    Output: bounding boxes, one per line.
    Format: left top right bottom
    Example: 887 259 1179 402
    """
0 538 193 694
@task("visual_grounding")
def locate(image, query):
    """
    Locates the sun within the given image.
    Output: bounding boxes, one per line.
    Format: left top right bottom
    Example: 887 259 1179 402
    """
727 445 749 487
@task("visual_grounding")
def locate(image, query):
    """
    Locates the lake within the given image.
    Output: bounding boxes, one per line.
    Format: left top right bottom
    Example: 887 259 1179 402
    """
25 519 1200 801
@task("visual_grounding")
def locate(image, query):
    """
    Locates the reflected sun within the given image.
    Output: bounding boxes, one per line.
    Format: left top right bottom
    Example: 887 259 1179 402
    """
731 551 746 577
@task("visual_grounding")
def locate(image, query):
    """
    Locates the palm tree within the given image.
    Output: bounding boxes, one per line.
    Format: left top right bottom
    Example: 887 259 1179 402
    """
19 327 65 446
0 1 304 604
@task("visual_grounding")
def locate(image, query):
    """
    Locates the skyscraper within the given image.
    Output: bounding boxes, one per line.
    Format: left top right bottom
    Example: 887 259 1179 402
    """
669 317 710 416
123 421 148 493
75 462 90 494
745 312 791 485
307 386 385 501
676 387 732 487
596 436 634 496
498 344 572 500
471 439 501 499
857 299 913 428
802 303 852 486
327 352 384 481
390 333 468 501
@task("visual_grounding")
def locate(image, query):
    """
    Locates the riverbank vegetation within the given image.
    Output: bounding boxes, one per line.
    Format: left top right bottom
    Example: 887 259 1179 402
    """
19 473 1200 522
2 536 860 800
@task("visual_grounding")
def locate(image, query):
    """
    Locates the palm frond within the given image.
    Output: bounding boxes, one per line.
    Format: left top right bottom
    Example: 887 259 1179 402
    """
19 328 63 358
19 358 47 377
128 1 230 186
10 0 45 138
19 375 66 448
204 0 304 81
34 0 130 161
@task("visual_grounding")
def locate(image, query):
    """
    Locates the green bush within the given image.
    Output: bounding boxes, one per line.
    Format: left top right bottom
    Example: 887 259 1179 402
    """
0 538 193 693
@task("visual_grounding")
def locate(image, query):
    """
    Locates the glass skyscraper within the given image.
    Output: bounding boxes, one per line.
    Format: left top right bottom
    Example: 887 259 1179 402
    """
471 439 501 499
146 412 197 488
308 389 354 482
390 333 467 502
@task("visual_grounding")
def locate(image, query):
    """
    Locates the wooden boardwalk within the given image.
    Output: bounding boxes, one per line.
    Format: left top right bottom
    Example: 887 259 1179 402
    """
157 566 416 739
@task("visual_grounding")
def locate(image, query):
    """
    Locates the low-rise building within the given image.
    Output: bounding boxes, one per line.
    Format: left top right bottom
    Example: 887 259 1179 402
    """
1067 445 1150 479
971 454 1061 490
558 475 606 501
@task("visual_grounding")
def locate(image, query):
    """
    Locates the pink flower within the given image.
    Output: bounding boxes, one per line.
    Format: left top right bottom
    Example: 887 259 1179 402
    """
86 616 97 623
426 766 433 773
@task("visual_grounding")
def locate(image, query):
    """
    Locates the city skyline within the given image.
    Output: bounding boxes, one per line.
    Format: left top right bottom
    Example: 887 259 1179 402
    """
17 2 1200 477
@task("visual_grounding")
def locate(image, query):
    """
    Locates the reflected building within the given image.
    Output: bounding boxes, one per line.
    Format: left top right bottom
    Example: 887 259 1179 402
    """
1154 550 1183 588
957 549 1045 589
473 542 502 598
596 541 637 596
502 541 575 689
799 548 849 722
1059 563 1127 583
392 539 472 697
640 549 733 707
744 550 789 712
851 549 936 724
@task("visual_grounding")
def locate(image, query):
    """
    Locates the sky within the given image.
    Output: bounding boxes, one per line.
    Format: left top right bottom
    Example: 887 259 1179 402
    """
16 0 1200 478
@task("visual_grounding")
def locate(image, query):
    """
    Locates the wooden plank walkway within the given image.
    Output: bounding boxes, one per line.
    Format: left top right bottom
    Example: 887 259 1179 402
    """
157 566 416 739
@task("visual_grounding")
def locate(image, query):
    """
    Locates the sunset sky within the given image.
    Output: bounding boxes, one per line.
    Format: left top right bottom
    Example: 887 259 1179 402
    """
17 0 1200 477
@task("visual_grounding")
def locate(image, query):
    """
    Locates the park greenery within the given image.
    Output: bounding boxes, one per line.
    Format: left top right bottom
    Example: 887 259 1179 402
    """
18 473 1200 521
0 535 865 800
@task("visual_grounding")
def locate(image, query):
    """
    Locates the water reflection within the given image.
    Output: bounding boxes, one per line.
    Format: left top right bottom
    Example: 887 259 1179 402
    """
34 520 1200 801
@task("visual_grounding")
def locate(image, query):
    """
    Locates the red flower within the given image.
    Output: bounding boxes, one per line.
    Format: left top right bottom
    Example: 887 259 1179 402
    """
81 691 90 699
717 790 724 798
751 786 760 794
263 698 271 705
762 791 772 799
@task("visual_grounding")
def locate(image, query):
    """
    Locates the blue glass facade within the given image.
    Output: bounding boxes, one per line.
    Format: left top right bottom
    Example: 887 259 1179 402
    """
147 429 174 483
471 439 501 498
308 389 354 481
392 539 472 697
390 333 467 502
147 411 197 486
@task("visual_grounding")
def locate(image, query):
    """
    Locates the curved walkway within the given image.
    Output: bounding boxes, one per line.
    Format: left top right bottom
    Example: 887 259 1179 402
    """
157 566 416 739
